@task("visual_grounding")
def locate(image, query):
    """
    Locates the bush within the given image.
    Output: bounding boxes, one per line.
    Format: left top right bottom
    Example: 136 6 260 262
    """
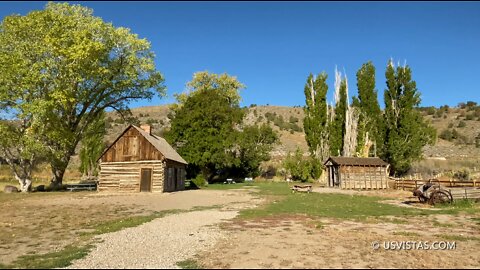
283 149 320 182
465 114 475 121
426 107 436 115
439 129 454 141
191 174 207 188
453 169 470 181
447 122 454 128
289 116 299 123
146 118 157 125
466 101 477 109
457 121 466 128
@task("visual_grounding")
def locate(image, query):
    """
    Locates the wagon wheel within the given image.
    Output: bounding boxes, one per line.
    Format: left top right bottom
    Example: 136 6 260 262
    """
428 190 453 205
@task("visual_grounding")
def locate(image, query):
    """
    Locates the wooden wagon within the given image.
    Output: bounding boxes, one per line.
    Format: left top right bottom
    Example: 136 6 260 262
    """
413 181 480 205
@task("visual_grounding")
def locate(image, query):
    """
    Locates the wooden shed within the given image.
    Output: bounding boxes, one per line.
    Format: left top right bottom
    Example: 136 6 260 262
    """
323 157 389 190
98 124 187 192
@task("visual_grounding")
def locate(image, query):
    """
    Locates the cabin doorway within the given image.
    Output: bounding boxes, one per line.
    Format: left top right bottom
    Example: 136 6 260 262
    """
140 168 152 192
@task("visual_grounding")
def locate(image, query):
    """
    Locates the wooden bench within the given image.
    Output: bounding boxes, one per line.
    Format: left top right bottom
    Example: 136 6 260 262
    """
65 183 97 192
291 185 313 193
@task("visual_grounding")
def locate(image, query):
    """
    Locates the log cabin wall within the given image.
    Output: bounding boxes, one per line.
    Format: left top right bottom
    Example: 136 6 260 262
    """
164 160 187 192
98 160 165 192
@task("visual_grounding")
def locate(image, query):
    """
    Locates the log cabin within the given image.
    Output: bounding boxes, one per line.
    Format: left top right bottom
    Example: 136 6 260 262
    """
98 124 187 192
323 157 389 190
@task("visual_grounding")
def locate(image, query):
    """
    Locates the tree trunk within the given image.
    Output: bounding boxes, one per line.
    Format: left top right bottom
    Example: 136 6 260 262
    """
50 166 66 189
14 174 32 192
50 147 75 188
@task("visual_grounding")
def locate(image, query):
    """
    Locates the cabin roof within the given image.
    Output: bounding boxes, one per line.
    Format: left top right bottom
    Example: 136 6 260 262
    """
323 156 388 167
131 125 187 164
98 125 187 164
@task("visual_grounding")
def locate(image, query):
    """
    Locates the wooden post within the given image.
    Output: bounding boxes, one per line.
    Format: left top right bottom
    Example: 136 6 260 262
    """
364 165 367 190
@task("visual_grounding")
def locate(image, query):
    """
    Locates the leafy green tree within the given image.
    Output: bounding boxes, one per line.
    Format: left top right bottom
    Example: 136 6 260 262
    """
165 74 245 182
0 120 45 192
228 124 279 177
303 72 329 161
79 112 107 179
354 61 383 157
0 2 165 187
383 60 436 175
172 71 244 109
283 148 317 182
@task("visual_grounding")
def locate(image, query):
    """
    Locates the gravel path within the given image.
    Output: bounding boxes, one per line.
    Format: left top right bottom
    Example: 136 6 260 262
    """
66 210 238 269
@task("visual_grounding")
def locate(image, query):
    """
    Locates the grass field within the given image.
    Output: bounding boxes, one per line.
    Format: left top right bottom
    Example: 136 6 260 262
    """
1 182 479 269
206 182 479 219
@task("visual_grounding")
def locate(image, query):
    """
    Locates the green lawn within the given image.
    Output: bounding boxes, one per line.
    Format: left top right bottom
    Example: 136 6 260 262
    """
206 182 479 220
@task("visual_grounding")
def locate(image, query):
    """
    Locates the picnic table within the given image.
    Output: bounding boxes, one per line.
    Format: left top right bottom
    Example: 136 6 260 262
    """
291 185 313 193
65 183 97 192
224 178 236 184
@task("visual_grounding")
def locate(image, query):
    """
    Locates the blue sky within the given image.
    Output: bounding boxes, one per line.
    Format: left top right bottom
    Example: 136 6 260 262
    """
0 1 479 108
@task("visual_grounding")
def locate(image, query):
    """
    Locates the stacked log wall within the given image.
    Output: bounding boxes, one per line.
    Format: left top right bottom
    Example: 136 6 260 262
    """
98 160 165 192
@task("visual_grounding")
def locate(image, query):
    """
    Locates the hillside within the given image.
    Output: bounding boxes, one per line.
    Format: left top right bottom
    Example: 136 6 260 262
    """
104 103 480 160
19 103 480 181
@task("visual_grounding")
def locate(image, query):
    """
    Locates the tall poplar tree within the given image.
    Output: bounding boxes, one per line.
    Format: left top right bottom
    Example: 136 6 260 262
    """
383 60 436 175
330 70 348 156
303 72 329 162
354 61 383 157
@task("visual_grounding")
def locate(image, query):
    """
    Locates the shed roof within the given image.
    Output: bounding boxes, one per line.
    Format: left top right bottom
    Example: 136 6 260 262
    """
131 125 187 164
323 156 388 167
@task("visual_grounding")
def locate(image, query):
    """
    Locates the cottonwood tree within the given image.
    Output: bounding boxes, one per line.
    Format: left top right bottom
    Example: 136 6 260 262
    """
172 71 243 110
0 120 44 192
165 73 245 182
79 112 107 180
383 60 436 175
0 2 165 187
228 124 279 178
342 77 359 157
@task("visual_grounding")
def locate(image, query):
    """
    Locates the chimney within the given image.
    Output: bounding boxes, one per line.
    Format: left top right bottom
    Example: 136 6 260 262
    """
140 124 151 135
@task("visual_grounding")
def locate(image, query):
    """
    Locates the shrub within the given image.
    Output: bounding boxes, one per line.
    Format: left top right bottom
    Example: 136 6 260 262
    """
457 121 466 128
439 129 454 141
426 106 436 115
453 169 470 181
448 122 454 128
283 149 320 182
191 174 207 188
289 116 299 123
465 114 475 121
466 101 477 109
146 118 157 125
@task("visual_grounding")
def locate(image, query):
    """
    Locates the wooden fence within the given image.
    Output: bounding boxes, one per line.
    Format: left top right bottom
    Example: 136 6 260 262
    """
392 178 478 190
